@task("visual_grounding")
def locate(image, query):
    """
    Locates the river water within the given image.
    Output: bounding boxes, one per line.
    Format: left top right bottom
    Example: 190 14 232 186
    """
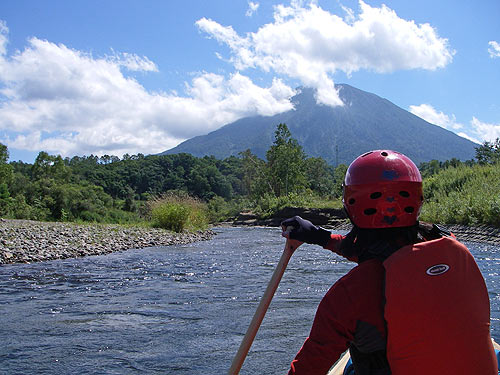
0 227 498 375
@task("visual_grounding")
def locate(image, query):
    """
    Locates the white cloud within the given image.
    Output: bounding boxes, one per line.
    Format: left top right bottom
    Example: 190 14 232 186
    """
0 20 8 56
246 1 260 17
470 117 500 142
410 104 499 144
0 1 457 160
456 132 481 144
488 41 500 58
409 104 463 130
109 50 158 72
197 0 454 106
0 30 294 158
341 5 355 24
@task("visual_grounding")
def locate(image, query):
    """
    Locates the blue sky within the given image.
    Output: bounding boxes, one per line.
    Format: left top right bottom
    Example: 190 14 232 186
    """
0 0 499 163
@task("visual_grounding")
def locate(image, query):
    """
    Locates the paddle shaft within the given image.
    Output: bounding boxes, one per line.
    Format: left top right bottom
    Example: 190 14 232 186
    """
228 240 299 375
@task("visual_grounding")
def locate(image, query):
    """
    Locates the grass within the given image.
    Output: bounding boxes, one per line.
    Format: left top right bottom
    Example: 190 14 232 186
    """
420 163 500 226
148 192 209 232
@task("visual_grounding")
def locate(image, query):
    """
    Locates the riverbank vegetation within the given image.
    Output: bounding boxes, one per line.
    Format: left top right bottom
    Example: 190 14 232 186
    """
0 127 499 230
420 163 500 226
149 193 209 232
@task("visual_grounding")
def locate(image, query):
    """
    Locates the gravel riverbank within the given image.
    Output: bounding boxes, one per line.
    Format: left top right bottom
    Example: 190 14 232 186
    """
1 218 499 265
0 219 215 265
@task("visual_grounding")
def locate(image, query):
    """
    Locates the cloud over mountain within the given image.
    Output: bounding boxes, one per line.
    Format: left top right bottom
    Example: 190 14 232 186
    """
164 85 478 165
0 22 293 158
410 104 500 144
0 1 491 161
197 0 454 106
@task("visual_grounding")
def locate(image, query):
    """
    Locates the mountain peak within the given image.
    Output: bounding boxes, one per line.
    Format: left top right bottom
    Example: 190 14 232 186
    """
162 84 477 165
291 86 317 107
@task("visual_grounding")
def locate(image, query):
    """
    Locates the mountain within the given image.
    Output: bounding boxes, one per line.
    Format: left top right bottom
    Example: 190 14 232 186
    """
162 84 478 165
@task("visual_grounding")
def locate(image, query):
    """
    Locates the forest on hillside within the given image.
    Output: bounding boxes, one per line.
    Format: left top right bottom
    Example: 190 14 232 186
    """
0 124 499 228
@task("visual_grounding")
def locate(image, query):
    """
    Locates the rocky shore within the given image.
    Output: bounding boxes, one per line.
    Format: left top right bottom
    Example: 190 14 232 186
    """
1 212 499 265
0 219 215 265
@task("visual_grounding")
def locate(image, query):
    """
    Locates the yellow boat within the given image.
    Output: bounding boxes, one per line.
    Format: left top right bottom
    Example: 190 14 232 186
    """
327 339 500 375
327 350 351 375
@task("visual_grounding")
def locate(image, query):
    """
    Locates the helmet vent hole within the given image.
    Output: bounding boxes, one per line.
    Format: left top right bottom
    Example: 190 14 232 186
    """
399 191 410 198
364 208 377 216
381 151 388 157
348 198 356 205
362 152 373 158
370 192 382 199
404 206 415 213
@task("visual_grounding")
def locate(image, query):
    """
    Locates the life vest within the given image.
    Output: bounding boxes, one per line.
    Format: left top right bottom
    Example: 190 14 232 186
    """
383 236 497 374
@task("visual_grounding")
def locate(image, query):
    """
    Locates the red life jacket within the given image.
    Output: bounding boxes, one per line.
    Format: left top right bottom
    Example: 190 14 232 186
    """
383 236 497 374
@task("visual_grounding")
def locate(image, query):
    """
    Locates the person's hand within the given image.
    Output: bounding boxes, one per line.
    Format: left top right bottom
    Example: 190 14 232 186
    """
281 216 331 247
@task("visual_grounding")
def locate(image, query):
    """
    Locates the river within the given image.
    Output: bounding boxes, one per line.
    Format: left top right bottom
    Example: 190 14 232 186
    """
0 227 498 375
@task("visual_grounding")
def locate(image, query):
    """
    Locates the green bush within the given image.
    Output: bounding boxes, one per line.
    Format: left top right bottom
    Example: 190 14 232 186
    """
420 163 500 226
206 196 246 223
6 195 51 221
79 210 103 223
149 193 209 232
152 203 188 232
104 208 142 224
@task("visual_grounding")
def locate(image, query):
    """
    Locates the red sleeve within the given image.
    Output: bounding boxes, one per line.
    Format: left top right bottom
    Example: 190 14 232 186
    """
323 234 358 262
288 281 355 375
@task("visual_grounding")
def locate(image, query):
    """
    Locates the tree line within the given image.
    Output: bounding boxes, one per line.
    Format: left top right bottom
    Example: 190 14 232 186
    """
0 124 345 224
1 125 499 226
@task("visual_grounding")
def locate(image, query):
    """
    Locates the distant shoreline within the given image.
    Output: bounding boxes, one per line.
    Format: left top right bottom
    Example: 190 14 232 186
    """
233 220 500 246
231 207 500 246
0 219 215 265
325 221 500 246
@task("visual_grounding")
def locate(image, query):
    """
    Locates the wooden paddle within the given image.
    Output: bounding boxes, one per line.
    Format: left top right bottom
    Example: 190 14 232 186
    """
228 237 302 375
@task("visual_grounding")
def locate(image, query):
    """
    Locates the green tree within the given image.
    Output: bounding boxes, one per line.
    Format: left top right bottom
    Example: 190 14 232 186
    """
32 151 71 181
304 157 335 196
239 149 268 197
332 163 348 198
123 186 137 212
265 123 307 196
0 143 13 184
0 144 13 215
0 143 9 164
475 138 500 165
419 159 442 178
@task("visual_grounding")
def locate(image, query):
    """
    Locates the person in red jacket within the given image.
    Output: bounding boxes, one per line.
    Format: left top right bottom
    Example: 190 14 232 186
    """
282 150 498 375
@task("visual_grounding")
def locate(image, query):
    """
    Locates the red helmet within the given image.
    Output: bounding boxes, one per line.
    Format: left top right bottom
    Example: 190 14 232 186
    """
343 150 423 229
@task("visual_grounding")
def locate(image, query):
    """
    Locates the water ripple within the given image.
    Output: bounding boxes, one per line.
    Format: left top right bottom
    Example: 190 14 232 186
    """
0 227 498 375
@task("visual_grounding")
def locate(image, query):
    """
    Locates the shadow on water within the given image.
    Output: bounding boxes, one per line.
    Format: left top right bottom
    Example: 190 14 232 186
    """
0 227 498 374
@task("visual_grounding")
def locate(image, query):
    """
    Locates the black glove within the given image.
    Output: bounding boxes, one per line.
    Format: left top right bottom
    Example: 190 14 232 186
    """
281 216 331 247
